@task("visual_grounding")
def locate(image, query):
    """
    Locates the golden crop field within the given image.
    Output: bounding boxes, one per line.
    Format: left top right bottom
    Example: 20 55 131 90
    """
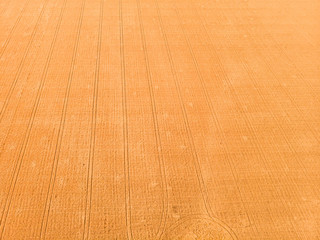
0 0 319 239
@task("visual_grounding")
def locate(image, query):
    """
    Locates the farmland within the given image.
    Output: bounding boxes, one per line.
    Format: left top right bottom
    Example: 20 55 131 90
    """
0 0 319 239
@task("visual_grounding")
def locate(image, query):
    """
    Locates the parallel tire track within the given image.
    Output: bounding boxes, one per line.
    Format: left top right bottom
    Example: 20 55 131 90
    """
0 0 31 59
119 0 133 239
82 0 104 239
195 3 300 235
174 4 253 233
237 5 320 143
155 0 212 224
39 0 87 237
136 0 169 239
0 0 50 123
153 1 238 239
248 33 320 143
224 2 320 196
0 0 67 237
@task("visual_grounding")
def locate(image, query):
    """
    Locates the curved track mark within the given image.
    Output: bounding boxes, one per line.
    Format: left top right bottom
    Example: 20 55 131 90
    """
162 214 237 240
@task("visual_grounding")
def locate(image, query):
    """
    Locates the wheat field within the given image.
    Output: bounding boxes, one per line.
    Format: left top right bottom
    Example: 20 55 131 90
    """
0 0 319 239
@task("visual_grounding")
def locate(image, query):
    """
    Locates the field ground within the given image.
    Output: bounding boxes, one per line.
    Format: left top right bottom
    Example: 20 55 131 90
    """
0 0 319 239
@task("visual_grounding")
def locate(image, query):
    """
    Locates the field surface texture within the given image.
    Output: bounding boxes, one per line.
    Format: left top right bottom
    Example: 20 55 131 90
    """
0 0 319 239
